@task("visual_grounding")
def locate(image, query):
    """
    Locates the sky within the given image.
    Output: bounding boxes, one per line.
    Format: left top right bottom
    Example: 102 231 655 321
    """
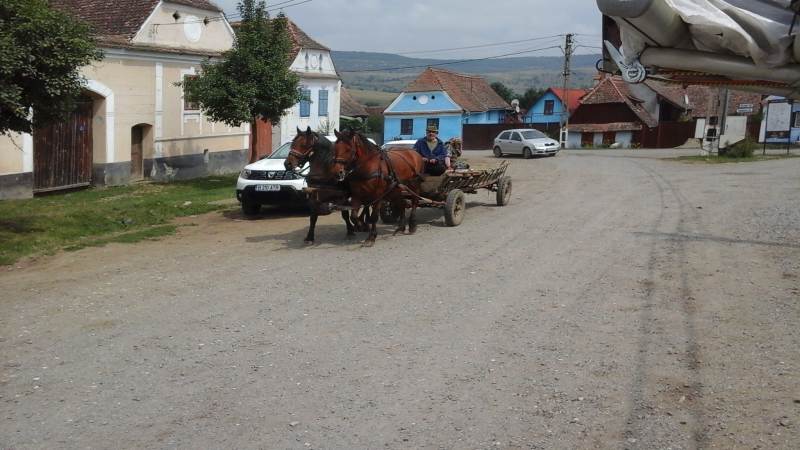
213 0 603 59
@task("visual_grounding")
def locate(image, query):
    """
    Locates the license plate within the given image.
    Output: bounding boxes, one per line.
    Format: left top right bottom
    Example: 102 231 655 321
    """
255 184 280 192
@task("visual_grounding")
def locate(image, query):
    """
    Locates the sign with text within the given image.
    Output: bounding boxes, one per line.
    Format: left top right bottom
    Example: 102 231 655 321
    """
765 101 792 139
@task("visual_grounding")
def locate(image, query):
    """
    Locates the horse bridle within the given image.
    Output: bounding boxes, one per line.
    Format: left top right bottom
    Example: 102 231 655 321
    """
334 134 361 179
288 133 319 167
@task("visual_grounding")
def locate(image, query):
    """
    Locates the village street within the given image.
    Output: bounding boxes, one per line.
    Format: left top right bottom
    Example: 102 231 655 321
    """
1 149 798 449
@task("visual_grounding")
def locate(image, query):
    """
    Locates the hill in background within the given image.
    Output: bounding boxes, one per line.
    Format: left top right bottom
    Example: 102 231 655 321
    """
332 51 601 107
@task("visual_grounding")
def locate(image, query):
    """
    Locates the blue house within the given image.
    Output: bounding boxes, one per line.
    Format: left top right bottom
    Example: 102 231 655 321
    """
383 68 510 142
523 87 588 125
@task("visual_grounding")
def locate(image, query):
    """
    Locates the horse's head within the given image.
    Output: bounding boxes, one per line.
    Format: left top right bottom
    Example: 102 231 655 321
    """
333 129 366 182
285 126 317 171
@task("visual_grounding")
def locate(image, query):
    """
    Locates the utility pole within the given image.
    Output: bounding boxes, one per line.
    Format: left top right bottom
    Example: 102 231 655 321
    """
560 33 574 149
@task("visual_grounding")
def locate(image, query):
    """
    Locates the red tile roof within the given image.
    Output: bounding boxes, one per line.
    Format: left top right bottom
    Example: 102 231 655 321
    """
580 76 658 127
405 68 510 113
54 0 222 42
340 87 369 118
549 87 589 114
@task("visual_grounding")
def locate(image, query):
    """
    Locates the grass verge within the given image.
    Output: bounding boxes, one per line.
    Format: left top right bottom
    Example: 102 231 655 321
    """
0 175 238 266
671 154 800 164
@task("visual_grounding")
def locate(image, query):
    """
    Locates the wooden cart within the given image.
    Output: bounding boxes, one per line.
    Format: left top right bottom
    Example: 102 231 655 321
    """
381 161 512 227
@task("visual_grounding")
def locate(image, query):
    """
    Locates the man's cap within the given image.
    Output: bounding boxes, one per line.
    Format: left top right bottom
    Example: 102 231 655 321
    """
426 125 438 133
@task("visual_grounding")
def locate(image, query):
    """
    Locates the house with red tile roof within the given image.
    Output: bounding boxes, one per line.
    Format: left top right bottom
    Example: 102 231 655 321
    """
567 76 692 148
0 0 242 199
382 68 511 142
567 75 762 148
523 88 589 126
271 20 342 148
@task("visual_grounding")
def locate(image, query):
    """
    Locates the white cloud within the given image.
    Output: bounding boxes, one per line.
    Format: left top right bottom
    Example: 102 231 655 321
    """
212 0 602 58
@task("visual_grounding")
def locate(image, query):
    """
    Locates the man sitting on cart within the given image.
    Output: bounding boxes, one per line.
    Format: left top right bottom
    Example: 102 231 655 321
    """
414 125 450 176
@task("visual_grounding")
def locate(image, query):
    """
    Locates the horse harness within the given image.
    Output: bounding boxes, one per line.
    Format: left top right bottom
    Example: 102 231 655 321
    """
337 135 422 207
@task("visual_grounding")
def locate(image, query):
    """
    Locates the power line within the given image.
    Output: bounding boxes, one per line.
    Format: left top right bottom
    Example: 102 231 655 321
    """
339 45 563 73
396 34 565 56
150 0 312 26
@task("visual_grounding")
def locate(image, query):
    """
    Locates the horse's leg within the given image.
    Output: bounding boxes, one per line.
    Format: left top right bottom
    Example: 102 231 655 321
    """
356 205 369 232
341 210 355 238
305 202 318 245
392 197 407 235
363 201 379 247
408 197 418 234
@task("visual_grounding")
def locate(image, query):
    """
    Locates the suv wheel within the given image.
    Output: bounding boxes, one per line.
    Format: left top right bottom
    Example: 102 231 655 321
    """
242 198 261 216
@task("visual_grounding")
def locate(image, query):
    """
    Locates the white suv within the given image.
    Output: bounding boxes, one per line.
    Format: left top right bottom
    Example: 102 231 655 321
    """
236 138 328 215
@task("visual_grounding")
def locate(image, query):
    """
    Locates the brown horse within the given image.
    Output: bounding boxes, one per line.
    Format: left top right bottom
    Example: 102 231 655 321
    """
284 127 366 244
332 129 425 246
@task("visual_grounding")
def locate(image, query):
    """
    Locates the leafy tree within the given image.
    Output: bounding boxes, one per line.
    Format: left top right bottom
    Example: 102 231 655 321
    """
366 115 383 135
183 0 300 161
0 0 102 135
490 82 519 105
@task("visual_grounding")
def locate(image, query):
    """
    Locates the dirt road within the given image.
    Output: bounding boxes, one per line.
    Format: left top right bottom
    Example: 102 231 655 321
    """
1 150 798 449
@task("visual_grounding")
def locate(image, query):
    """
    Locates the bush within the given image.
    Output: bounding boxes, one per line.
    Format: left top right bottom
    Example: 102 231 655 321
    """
723 138 757 158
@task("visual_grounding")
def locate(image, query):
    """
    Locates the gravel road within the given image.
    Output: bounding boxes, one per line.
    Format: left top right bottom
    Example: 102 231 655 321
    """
1 149 798 449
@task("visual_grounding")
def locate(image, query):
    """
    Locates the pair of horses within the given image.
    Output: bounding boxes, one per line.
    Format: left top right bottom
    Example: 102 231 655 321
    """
284 127 424 247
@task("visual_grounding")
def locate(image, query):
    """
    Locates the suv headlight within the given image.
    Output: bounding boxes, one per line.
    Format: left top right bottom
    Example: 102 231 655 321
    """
240 169 251 179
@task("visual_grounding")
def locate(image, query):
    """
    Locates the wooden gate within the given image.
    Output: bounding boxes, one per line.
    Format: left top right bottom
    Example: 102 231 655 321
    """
33 97 93 192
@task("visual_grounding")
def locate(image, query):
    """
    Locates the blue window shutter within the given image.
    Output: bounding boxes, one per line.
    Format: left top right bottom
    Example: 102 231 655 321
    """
319 90 328 116
300 89 311 117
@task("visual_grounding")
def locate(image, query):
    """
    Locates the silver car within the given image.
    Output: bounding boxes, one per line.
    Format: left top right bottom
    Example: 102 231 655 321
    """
493 129 560 159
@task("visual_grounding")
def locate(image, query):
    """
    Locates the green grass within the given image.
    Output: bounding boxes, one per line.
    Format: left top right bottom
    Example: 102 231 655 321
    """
347 88 398 107
0 175 238 265
671 154 800 163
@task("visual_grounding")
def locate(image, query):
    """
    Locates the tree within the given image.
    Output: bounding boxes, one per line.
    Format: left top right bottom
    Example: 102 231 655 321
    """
0 0 102 135
183 0 300 160
490 82 519 105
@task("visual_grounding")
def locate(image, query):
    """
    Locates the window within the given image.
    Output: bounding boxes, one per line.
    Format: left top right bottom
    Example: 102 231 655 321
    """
426 118 439 130
499 131 511 140
401 119 413 135
708 116 719 126
182 75 200 112
510 132 522 141
299 88 311 117
318 90 328 116
793 111 800 128
497 111 505 124
544 100 555 115
521 130 546 139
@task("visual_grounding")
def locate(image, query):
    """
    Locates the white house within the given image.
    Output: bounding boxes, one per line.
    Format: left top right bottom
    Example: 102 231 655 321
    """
274 20 341 148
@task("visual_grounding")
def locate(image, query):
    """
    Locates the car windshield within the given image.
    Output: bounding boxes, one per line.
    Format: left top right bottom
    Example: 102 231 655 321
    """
521 130 546 140
268 142 292 159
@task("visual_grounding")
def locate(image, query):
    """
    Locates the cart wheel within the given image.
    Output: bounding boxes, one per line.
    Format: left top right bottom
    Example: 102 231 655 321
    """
444 189 465 226
379 203 400 224
496 176 512 206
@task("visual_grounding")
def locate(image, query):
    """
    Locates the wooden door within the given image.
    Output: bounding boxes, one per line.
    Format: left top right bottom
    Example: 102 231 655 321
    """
603 132 615 146
131 126 143 179
33 98 93 192
251 118 273 162
581 132 594 147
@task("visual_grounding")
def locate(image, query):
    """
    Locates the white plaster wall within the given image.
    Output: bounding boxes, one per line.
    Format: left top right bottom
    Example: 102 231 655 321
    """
280 78 341 145
616 131 633 147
